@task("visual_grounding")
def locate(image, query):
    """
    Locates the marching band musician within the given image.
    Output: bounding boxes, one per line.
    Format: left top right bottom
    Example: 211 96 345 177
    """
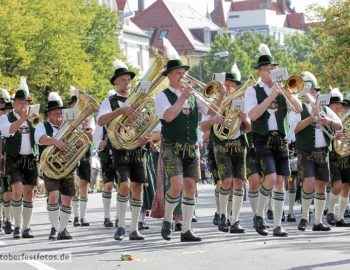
0 77 39 239
201 66 251 234
326 89 350 227
97 59 148 241
35 92 74 240
93 89 117 228
70 87 95 227
244 44 302 237
289 72 342 232
155 58 209 242
0 88 14 234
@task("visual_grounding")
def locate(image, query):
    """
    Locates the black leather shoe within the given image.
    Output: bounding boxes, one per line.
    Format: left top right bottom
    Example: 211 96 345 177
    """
73 217 80 227
344 209 350 217
80 218 90 226
114 227 125 240
253 215 268 236
326 213 336 226
57 229 73 240
13 227 21 239
129 230 145 240
22 228 35 238
273 225 288 237
104 218 113 228
161 221 172 241
213 212 220 225
312 223 331 231
267 209 273 220
281 211 285 222
218 215 229 232
229 221 245 233
180 229 202 242
138 222 149 230
298 218 309 231
49 227 58 240
287 213 296 222
4 221 13 234
174 223 182 232
335 219 350 227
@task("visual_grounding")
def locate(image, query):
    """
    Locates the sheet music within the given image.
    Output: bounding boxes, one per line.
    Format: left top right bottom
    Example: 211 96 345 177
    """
62 108 77 121
27 104 40 116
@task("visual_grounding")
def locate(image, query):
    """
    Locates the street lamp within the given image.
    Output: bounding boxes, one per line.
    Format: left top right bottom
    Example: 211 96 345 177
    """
199 51 229 81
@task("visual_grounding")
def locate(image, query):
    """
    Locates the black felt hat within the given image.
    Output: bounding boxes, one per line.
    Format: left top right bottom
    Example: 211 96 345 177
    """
162 59 190 76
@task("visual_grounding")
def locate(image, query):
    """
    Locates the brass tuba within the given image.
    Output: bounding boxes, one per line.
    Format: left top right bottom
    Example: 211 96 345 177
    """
107 48 168 150
40 89 100 179
334 110 350 157
213 76 256 140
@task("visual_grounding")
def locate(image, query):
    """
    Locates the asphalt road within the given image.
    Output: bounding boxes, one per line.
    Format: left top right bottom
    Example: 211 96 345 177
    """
1 184 350 270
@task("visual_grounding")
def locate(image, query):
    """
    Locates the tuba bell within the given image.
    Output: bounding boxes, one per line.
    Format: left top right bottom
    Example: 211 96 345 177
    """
107 48 168 150
213 76 256 140
40 89 100 179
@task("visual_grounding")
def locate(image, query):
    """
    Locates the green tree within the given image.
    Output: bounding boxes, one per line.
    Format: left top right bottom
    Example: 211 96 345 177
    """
0 0 124 107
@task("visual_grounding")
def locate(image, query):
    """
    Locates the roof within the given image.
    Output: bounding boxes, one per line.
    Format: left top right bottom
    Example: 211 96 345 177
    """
285 12 305 30
230 0 294 14
123 19 149 38
132 0 221 53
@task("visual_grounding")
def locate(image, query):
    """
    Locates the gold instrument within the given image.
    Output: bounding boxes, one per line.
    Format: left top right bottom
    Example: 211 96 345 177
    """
180 75 222 116
213 76 256 140
334 110 350 157
275 75 304 112
107 48 168 150
40 89 99 179
300 88 336 140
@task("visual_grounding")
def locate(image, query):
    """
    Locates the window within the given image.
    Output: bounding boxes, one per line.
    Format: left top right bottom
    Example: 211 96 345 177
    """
158 30 168 39
229 15 240 19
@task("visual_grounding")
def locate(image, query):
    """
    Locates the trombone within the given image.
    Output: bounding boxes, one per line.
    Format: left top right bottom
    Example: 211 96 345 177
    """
274 75 304 112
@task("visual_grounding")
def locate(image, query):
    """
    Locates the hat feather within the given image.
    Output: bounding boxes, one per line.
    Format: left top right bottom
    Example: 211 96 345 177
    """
112 59 127 69
231 63 241 81
0 87 11 101
163 38 180 60
258 43 271 56
70 85 77 97
302 71 317 83
330 87 343 100
19 76 29 95
48 92 63 105
108 89 116 97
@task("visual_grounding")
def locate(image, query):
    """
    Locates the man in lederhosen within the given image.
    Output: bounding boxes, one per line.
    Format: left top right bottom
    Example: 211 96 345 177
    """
97 60 148 241
35 92 75 240
289 72 342 231
326 89 350 227
155 59 209 242
0 77 38 239
93 90 117 228
69 87 95 227
244 45 302 237
0 88 14 234
201 68 250 234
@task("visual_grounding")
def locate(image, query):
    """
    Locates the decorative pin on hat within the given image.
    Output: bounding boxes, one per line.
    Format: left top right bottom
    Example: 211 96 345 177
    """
329 88 343 105
302 71 321 91
45 92 66 113
252 44 278 69
110 59 136 85
14 76 32 101
225 63 242 85
161 38 190 76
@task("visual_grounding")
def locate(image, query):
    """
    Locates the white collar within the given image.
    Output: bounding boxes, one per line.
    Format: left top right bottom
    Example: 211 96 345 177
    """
168 86 181 96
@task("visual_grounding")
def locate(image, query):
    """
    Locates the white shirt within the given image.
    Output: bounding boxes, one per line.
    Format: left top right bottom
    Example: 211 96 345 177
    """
155 86 208 119
96 93 126 123
93 124 104 150
244 81 279 131
34 121 61 145
289 105 340 148
0 110 32 155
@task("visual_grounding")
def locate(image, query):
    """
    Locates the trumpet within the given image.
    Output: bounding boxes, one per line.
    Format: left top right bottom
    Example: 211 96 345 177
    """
274 75 304 112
